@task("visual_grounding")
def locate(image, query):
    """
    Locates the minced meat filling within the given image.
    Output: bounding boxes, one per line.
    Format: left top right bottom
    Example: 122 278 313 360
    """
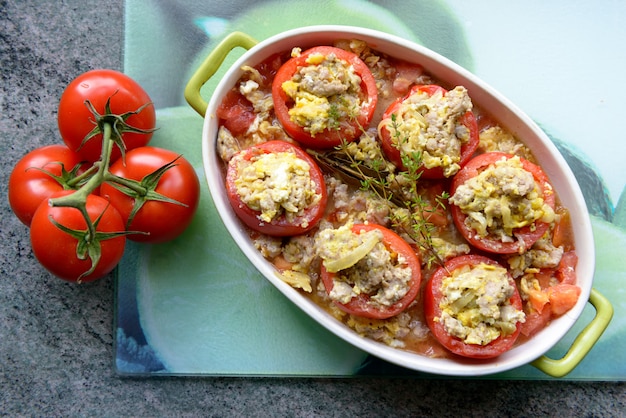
282 52 363 135
233 151 321 225
449 155 555 241
381 85 472 177
437 263 525 345
317 224 412 309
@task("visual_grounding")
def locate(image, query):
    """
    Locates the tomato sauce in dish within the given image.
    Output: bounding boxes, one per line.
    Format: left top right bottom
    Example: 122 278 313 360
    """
215 39 580 360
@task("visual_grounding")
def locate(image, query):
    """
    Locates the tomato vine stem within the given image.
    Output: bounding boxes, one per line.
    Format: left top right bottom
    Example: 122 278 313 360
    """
48 121 117 241
40 93 187 280
49 109 152 220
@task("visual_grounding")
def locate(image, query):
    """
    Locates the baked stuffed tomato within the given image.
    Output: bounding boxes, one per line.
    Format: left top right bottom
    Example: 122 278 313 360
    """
378 84 479 179
225 140 327 236
424 254 525 359
319 223 421 320
449 152 556 254
272 46 378 149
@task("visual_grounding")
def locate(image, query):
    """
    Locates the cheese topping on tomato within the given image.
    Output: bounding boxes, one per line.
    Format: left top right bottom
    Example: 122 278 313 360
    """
449 155 555 242
437 262 525 345
316 223 412 308
281 52 363 135
233 150 322 225
382 86 472 177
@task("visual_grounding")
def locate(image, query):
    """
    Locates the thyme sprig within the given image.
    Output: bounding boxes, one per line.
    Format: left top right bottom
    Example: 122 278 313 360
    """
308 134 448 268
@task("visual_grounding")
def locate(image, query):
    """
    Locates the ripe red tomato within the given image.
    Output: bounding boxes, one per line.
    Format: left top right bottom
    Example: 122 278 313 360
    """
8 144 85 226
379 84 479 179
99 147 200 243
271 46 378 148
449 152 556 254
225 140 327 237
30 190 126 282
423 254 524 359
58 69 156 163
320 223 422 319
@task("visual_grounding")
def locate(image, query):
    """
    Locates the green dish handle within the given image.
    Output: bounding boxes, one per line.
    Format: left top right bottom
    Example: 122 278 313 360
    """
531 288 613 378
184 31 259 117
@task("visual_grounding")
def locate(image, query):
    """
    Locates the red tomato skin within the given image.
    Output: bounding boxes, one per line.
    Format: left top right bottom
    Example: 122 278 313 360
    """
254 53 284 87
225 140 327 237
520 308 552 338
548 284 581 316
30 191 126 282
556 251 578 285
9 144 85 226
379 84 479 179
391 61 425 96
272 46 378 149
99 147 200 243
320 223 422 319
58 69 156 163
449 152 556 254
216 90 257 137
424 255 524 359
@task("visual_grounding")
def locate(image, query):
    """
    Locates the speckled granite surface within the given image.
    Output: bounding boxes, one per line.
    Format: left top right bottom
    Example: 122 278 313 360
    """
1 1 625 416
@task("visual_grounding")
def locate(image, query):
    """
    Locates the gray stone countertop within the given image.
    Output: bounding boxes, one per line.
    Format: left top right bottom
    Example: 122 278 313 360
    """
1 1 625 416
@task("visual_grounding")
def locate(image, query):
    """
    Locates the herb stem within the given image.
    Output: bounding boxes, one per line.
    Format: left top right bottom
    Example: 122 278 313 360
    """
308 143 446 267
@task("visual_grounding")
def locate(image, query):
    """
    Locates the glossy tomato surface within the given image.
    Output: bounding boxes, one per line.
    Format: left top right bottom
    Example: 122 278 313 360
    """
30 190 126 282
58 69 156 162
320 223 422 319
9 144 85 226
225 140 327 236
423 254 524 359
100 146 200 243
